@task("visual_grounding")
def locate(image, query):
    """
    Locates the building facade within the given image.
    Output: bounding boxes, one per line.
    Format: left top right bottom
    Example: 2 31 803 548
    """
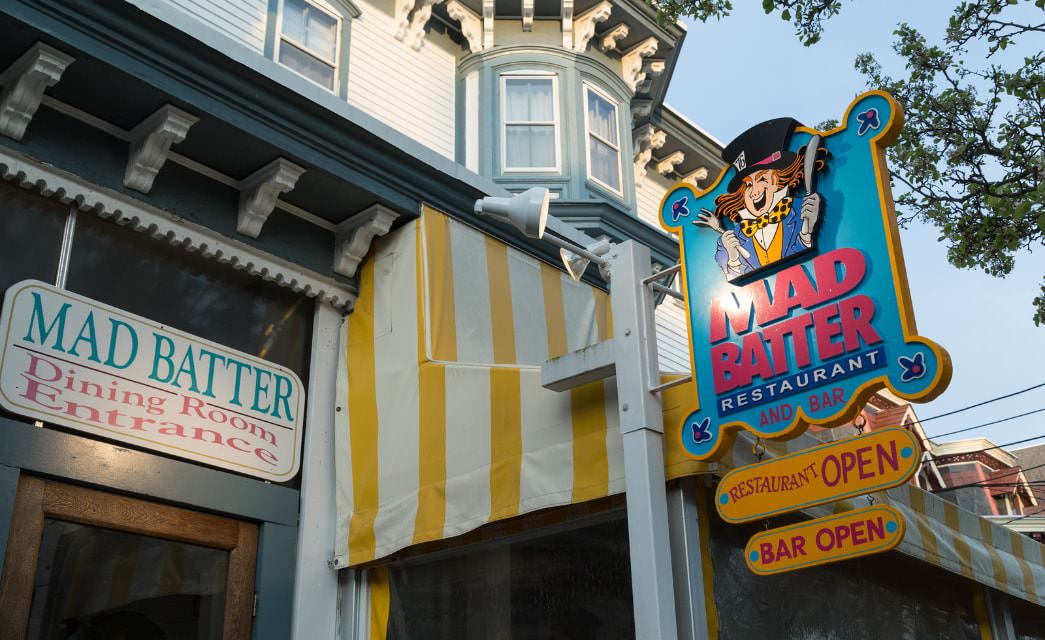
0 1 1042 639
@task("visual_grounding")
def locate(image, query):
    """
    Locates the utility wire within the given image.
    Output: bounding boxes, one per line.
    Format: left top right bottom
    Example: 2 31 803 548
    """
932 460 1045 493
904 381 1045 431
926 407 1045 440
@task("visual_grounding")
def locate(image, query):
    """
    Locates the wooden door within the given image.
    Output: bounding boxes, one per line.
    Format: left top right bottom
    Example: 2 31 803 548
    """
0 476 258 639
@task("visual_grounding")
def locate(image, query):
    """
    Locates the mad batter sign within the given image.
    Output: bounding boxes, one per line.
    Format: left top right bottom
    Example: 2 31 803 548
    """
0 280 304 481
660 91 951 461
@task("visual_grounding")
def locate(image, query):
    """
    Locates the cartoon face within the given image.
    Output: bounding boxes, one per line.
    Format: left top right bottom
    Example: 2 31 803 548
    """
742 169 782 217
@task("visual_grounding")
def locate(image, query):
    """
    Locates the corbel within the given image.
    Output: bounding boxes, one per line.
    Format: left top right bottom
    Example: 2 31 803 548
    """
621 37 658 94
598 23 629 52
630 98 653 120
635 58 666 94
447 0 483 53
522 0 534 31
237 158 306 238
572 1 612 52
0 43 74 141
394 0 438 50
123 105 199 193
683 166 709 187
483 0 495 49
333 205 400 277
633 124 666 182
561 0 574 49
655 151 685 176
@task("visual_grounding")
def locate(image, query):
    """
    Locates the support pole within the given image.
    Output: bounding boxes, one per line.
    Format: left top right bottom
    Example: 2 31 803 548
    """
609 240 679 640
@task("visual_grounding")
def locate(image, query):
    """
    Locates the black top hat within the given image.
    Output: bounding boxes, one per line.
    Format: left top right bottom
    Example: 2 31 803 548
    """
722 117 800 193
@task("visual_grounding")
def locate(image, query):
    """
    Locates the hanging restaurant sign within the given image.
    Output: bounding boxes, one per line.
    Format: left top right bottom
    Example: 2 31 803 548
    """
745 504 905 576
0 280 304 482
660 91 951 461
716 427 921 523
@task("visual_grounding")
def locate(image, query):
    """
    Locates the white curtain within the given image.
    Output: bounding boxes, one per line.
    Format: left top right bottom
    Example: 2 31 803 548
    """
586 90 619 189
504 78 556 169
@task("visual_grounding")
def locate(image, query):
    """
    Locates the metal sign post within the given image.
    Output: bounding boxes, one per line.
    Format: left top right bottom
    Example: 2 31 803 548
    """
608 240 679 640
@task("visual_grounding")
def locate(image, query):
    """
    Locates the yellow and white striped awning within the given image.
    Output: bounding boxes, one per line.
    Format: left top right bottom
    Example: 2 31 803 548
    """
334 205 1044 609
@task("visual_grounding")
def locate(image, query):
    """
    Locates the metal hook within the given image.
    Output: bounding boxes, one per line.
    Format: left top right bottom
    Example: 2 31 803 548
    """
867 494 876 505
752 437 766 462
854 414 867 434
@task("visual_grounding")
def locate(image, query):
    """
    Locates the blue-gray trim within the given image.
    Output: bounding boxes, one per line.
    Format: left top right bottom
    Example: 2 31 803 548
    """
0 417 298 526
255 522 300 640
4 0 503 225
0 464 18 565
551 199 680 268
650 106 725 177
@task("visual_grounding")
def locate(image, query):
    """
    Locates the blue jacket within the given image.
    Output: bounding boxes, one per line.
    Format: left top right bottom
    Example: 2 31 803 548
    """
715 203 806 279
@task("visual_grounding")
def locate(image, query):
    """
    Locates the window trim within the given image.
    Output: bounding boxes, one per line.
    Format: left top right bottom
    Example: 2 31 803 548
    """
582 83 623 196
274 0 344 93
500 73 562 174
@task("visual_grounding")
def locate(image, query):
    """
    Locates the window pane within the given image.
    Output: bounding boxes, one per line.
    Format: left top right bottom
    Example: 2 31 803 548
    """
589 137 620 190
27 519 228 640
385 518 634 639
66 213 313 380
279 42 335 89
504 78 554 122
586 90 617 145
505 124 556 168
283 0 338 61
0 183 65 299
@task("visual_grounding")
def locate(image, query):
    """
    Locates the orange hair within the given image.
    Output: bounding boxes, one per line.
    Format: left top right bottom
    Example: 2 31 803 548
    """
714 148 826 221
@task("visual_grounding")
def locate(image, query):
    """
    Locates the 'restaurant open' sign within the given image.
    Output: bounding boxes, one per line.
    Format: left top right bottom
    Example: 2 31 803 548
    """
660 91 951 461
0 280 304 481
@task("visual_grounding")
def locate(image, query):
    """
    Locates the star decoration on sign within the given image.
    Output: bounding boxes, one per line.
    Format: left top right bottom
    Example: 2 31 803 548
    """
856 108 880 136
691 416 712 444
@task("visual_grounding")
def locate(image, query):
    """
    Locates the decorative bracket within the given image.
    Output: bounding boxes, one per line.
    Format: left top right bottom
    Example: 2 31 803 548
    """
598 23 629 52
630 98 653 120
561 0 575 49
683 166 709 187
522 0 534 31
483 0 495 49
635 59 666 94
621 37 659 94
447 0 483 53
0 43 74 141
656 151 685 176
123 105 199 193
573 1 613 52
394 0 439 50
633 124 666 182
237 158 306 238
333 205 400 277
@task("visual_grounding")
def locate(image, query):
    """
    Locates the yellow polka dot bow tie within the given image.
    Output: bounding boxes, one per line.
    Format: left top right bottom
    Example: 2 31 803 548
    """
738 197 792 237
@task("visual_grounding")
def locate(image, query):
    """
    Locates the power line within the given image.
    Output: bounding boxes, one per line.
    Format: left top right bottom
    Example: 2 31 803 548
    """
932 459 1045 493
926 407 1045 440
906 381 1045 429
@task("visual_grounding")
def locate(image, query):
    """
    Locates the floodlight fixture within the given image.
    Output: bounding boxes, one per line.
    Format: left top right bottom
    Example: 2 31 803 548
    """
473 186 550 239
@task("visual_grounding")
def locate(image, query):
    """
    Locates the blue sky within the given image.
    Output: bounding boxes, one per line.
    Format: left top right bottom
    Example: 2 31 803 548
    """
666 1 1045 448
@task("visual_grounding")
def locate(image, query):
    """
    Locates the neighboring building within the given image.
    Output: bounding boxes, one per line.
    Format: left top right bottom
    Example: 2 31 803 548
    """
0 1 1042 639
933 439 1039 517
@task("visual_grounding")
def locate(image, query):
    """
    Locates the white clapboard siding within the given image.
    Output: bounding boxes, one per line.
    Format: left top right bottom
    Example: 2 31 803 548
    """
164 0 268 52
655 297 691 373
635 171 675 227
347 0 457 159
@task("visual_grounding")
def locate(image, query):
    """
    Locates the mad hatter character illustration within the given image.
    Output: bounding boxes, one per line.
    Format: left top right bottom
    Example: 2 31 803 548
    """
695 117 826 281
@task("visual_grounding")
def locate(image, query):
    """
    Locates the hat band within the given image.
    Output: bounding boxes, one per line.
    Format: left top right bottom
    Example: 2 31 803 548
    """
752 150 781 168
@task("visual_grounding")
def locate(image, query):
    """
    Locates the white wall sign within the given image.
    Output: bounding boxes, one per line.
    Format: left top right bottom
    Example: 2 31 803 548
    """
0 280 304 481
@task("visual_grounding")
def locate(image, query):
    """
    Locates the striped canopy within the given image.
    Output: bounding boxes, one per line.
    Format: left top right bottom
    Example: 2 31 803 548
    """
335 206 1044 610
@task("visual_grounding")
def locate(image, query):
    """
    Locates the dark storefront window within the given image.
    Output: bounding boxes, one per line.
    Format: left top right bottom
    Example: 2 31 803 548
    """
0 183 66 295
385 517 635 639
707 488 983 639
26 519 228 639
66 211 313 380
1011 593 1045 640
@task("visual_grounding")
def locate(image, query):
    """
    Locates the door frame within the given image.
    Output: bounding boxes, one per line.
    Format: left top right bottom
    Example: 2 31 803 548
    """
0 475 259 640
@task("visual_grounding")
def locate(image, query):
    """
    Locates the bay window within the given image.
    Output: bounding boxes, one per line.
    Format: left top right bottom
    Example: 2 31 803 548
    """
583 84 621 193
501 75 560 172
277 0 341 91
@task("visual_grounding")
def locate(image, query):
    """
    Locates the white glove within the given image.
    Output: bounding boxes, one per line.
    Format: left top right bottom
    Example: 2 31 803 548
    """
722 230 750 272
800 193 821 246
